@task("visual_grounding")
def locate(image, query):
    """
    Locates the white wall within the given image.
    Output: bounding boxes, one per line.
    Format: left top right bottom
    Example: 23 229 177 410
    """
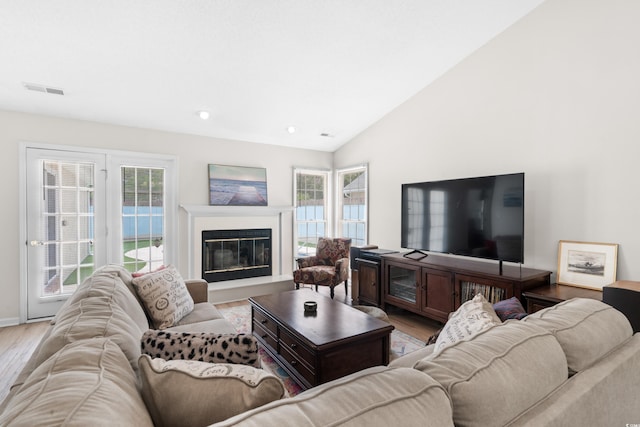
0 110 332 322
335 0 640 283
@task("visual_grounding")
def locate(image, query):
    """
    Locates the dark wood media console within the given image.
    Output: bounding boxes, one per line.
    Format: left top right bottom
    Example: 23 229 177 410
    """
381 252 552 323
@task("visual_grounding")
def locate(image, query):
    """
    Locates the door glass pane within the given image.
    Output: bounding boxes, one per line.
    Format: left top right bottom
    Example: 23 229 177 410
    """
41 160 95 297
122 166 165 274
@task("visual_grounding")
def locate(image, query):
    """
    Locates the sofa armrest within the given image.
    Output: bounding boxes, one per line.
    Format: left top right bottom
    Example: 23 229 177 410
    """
185 279 209 303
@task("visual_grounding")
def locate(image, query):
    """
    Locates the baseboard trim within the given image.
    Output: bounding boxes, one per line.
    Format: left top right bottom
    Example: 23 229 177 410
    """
0 317 20 328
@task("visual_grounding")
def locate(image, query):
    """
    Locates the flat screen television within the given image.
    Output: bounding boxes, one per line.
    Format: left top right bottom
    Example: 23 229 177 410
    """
401 173 524 263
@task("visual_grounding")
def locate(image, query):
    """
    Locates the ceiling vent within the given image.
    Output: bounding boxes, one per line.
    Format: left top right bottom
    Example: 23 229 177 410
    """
320 132 334 138
23 82 64 95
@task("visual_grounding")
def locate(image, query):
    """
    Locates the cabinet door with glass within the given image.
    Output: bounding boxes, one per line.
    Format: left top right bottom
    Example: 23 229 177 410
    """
383 260 421 310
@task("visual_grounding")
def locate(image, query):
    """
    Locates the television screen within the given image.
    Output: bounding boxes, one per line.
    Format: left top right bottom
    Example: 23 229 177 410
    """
401 173 524 263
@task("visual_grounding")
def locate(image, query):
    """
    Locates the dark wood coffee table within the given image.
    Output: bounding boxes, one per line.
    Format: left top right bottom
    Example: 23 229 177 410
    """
249 289 394 391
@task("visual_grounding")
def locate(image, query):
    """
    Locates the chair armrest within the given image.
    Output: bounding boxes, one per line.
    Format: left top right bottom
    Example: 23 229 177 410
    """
185 279 209 303
334 257 350 279
296 255 321 268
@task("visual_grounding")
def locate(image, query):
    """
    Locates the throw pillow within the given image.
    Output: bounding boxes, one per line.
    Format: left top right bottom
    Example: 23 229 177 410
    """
141 330 260 367
132 264 166 278
132 265 194 329
493 296 528 321
138 355 285 427
433 293 501 353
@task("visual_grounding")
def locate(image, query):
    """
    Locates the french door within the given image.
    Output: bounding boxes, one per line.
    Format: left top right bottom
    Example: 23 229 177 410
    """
23 146 176 321
25 149 107 320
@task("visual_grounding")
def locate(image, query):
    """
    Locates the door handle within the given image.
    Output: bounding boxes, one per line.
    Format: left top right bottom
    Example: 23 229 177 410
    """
29 240 44 246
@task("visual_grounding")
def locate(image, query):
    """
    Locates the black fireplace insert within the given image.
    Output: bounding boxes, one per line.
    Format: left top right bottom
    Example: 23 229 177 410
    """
202 228 272 282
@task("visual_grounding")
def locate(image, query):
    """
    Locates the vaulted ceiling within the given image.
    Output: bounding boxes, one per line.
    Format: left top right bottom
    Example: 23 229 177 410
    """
0 1 545 152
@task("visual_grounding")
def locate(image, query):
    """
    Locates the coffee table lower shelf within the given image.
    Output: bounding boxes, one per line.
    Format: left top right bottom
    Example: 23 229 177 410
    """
250 290 393 391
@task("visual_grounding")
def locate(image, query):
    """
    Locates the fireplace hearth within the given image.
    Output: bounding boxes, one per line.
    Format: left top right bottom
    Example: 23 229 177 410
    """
202 228 272 282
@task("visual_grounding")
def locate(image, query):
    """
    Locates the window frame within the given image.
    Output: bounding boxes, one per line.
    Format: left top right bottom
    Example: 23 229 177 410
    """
335 164 368 247
293 167 331 261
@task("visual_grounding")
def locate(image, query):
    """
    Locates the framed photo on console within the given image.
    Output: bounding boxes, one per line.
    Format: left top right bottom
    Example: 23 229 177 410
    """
557 240 618 290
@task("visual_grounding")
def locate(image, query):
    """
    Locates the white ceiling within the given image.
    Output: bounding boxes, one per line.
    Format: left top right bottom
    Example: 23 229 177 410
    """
0 1 544 152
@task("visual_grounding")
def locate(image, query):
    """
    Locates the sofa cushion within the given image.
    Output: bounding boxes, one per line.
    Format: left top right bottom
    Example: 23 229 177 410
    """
493 296 528 321
211 366 454 427
132 265 195 329
522 297 633 373
174 301 227 324
141 330 260 367
166 317 240 334
414 321 568 427
0 338 153 427
138 355 284 427
36 296 144 372
57 264 149 332
434 293 502 353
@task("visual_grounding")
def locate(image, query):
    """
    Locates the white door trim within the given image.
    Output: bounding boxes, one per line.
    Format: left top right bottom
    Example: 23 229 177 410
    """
19 141 178 323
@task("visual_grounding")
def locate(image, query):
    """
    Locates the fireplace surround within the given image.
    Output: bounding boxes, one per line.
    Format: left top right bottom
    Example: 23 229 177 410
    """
202 228 272 282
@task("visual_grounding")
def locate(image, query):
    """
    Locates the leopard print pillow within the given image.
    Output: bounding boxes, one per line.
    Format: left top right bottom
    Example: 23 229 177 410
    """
141 330 260 367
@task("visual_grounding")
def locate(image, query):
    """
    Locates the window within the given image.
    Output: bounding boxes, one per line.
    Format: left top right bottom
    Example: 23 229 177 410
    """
336 165 368 247
293 168 330 258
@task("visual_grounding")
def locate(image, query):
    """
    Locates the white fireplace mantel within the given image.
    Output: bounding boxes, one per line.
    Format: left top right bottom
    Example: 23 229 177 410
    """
181 204 294 218
180 204 294 279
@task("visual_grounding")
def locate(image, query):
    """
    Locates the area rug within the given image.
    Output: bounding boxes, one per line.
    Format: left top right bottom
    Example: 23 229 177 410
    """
219 303 425 396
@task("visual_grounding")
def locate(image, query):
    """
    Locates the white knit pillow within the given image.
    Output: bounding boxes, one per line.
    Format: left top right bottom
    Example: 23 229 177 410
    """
433 293 502 353
132 265 194 329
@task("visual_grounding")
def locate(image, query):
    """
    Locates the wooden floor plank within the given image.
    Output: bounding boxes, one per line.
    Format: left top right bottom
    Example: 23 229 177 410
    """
0 321 49 405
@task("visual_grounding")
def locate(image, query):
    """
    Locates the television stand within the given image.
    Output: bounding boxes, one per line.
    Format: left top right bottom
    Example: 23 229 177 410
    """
381 253 551 324
403 249 428 261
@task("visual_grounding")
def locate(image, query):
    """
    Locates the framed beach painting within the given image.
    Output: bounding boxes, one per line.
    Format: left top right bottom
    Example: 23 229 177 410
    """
557 240 618 290
208 164 268 206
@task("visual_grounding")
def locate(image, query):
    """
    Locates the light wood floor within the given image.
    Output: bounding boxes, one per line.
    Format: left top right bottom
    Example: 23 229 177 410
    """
0 320 50 405
0 284 440 407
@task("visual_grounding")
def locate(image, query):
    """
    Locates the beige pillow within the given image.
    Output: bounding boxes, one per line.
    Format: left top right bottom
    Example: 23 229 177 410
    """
433 293 501 353
138 355 285 426
132 265 194 329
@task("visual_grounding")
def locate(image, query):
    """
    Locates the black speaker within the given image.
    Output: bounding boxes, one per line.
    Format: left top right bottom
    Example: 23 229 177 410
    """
603 285 640 333
350 247 362 270
350 245 378 270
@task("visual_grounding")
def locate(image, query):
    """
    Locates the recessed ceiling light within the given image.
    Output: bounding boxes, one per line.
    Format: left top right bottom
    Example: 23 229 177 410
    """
198 110 210 120
287 126 296 134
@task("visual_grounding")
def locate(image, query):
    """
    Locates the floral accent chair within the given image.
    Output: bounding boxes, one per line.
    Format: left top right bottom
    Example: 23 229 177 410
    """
293 238 352 299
